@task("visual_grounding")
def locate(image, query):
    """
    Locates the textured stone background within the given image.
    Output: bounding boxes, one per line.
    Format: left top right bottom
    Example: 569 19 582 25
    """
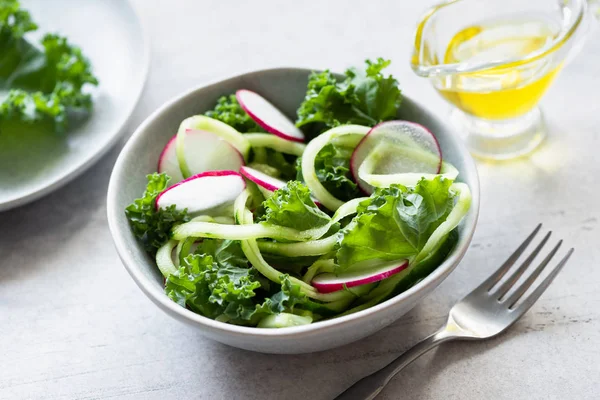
1 1 599 399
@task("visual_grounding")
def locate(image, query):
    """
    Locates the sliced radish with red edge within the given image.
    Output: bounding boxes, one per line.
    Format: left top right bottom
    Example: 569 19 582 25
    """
240 166 286 192
350 121 442 194
236 89 305 143
240 166 321 206
158 129 244 185
156 171 246 215
157 135 183 182
312 259 409 293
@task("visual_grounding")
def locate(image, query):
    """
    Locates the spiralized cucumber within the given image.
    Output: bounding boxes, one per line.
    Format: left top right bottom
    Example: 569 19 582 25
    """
172 219 330 242
414 183 471 264
255 196 366 257
233 190 366 304
239 209 360 302
245 133 306 156
175 237 196 267
175 189 366 243
190 215 216 223
301 125 370 211
213 216 236 225
156 239 178 277
234 190 317 292
303 259 336 284
257 234 339 257
358 143 459 188
332 196 368 220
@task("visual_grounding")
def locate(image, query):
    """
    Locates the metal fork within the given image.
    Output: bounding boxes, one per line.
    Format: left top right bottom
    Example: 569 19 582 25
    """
335 224 574 400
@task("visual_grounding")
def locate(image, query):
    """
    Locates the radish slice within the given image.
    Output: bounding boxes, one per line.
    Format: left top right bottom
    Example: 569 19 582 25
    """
312 259 409 293
177 115 251 159
236 89 305 142
240 166 286 192
159 129 245 184
156 171 245 215
240 166 322 206
157 135 184 183
350 121 442 194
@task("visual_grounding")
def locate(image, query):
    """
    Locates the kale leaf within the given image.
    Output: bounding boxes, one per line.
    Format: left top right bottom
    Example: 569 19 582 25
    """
296 58 401 135
259 181 331 231
166 251 306 326
313 142 360 201
125 173 190 253
0 1 98 133
336 177 455 271
204 94 264 133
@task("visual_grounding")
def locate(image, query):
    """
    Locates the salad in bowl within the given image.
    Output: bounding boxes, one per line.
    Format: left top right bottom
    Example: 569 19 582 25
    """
124 59 472 329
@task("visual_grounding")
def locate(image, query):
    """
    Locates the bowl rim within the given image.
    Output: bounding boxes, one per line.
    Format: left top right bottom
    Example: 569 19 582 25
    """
107 67 480 338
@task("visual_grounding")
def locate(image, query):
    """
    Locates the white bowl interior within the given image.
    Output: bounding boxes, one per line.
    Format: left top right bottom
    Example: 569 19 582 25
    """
107 68 479 354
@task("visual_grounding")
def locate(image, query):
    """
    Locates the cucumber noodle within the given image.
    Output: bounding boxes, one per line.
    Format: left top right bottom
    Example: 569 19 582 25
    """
301 125 370 211
358 143 459 188
233 190 359 303
255 197 366 257
245 133 306 156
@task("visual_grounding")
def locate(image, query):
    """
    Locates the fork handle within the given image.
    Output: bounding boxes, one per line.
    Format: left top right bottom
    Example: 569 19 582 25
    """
334 328 456 400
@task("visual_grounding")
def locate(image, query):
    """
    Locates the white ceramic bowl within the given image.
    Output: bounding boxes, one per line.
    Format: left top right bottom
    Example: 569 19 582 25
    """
107 68 480 354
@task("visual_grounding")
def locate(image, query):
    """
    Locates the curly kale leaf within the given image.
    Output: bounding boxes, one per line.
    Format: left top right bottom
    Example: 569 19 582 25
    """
166 252 306 326
0 1 98 133
296 58 401 135
125 173 190 253
259 180 331 231
204 94 264 133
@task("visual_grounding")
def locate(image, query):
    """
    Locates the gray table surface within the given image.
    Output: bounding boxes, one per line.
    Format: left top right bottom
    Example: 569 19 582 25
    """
2 1 599 399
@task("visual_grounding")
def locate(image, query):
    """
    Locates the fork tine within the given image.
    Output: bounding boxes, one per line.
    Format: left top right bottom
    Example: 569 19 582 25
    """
505 240 563 308
510 248 574 314
476 224 542 292
493 231 552 300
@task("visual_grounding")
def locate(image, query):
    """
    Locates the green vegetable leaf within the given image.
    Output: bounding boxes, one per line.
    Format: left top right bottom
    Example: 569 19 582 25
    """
259 181 331 231
261 252 320 276
0 0 36 40
204 94 264 133
295 70 348 137
195 239 249 270
166 251 306 326
255 275 307 316
336 177 455 271
0 1 98 133
390 229 458 297
296 58 401 134
394 176 454 250
165 253 262 321
343 58 401 124
125 173 190 253
313 142 360 201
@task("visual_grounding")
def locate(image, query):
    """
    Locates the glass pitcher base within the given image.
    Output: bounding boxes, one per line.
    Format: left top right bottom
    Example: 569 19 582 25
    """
450 107 546 160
